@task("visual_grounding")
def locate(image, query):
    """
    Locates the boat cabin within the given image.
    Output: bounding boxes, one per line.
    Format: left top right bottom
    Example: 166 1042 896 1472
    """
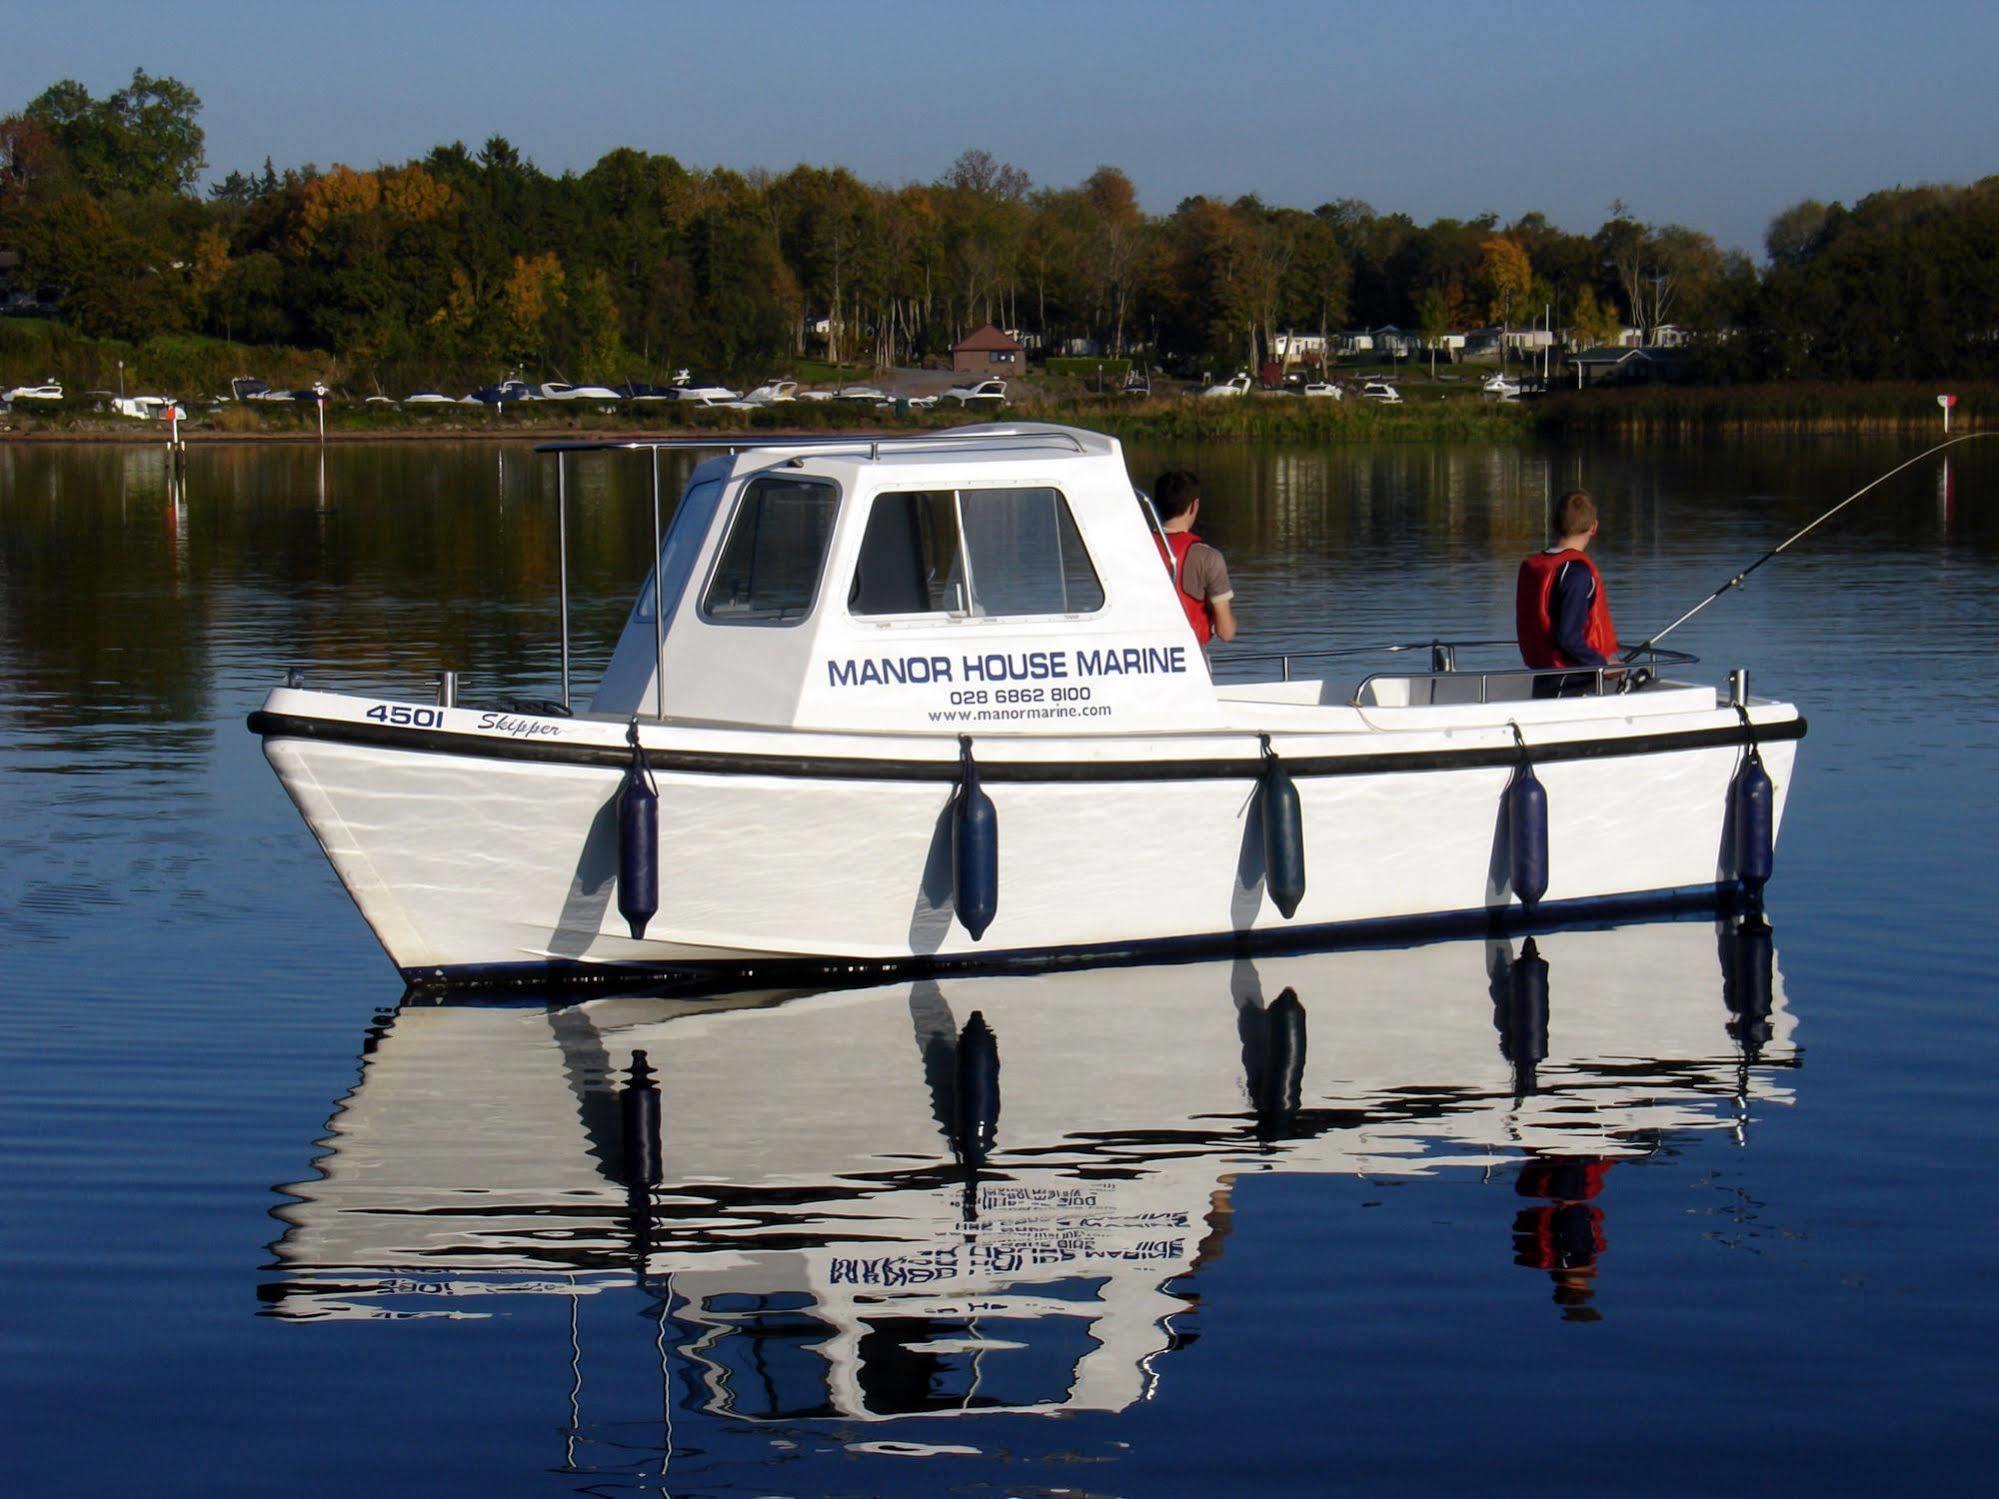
588 427 1226 733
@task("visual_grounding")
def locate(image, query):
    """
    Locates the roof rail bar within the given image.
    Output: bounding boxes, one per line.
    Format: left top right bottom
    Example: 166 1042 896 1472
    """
533 427 1088 458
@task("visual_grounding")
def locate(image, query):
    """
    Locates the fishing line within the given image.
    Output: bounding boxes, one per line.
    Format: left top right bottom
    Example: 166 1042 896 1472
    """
1625 430 1993 658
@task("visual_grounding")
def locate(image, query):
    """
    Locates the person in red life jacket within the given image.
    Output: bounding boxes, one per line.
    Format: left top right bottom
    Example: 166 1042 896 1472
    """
1511 1155 1618 1322
1517 488 1619 698
1153 469 1237 651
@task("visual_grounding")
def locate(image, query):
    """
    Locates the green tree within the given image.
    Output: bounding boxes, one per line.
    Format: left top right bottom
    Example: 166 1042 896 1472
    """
1415 284 1453 375
25 69 205 197
1567 283 1621 349
17 192 186 338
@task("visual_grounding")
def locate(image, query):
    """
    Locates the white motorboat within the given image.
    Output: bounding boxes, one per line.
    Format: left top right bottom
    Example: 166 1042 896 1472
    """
265 917 1799 1388
943 377 1008 406
674 381 741 405
1360 380 1402 404
834 383 889 404
249 424 1803 986
732 379 799 407
403 391 455 404
3 381 63 403
538 382 622 401
1201 372 1252 398
110 394 186 420
1483 373 1523 400
1299 380 1342 399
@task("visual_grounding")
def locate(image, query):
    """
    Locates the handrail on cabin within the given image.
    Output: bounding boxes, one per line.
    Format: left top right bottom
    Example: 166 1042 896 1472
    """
533 427 1089 458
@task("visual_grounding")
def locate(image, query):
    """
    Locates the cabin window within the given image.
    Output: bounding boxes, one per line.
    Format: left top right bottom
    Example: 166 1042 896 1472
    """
701 476 839 624
849 486 1103 618
633 476 723 623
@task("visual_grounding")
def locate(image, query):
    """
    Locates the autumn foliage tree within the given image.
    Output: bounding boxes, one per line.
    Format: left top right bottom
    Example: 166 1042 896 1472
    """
5 69 1995 391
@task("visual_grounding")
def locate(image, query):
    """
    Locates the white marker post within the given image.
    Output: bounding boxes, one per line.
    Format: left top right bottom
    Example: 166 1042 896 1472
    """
1939 392 1957 433
317 392 327 444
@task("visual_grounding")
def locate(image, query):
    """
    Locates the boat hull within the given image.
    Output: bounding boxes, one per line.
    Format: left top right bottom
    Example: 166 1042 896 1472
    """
253 688 1802 985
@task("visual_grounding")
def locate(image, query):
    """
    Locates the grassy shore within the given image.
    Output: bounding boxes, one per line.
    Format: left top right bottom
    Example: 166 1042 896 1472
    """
1532 381 1989 436
0 391 1535 445
2 380 1981 445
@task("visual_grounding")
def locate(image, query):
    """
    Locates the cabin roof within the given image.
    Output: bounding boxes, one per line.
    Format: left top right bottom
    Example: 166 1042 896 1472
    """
536 423 1120 467
951 323 1025 353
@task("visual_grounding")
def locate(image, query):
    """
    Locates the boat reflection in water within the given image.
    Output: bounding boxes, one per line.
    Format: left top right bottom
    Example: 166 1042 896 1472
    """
266 915 1798 1428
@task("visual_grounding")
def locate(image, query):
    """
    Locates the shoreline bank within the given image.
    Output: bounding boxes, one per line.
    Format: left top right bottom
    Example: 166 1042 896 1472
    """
0 383 1981 446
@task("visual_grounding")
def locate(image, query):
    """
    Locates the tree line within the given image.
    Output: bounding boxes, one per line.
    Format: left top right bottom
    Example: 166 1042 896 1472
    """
4 71 1996 389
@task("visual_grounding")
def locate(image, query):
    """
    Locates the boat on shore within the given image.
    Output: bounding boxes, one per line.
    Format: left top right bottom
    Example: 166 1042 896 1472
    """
248 424 1803 986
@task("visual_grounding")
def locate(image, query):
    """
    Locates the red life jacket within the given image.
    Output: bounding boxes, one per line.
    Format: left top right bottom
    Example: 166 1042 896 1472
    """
1516 549 1618 669
1159 529 1212 645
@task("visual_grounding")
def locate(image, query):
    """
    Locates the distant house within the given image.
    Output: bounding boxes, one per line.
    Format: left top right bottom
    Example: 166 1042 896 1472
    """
1371 325 1421 358
952 324 1025 375
1270 330 1327 366
1464 325 1555 358
1569 345 1685 387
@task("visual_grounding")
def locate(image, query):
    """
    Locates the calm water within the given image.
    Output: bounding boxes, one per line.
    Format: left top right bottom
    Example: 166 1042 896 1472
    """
2 435 1996 1496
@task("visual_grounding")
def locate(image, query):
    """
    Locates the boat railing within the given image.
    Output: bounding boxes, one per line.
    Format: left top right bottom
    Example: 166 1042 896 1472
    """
1220 639 1701 706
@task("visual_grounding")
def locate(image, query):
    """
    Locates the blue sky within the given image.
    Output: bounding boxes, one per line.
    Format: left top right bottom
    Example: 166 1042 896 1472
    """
5 0 1995 256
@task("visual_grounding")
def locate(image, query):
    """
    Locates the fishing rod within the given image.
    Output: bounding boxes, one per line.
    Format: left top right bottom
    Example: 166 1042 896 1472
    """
1624 430 1993 658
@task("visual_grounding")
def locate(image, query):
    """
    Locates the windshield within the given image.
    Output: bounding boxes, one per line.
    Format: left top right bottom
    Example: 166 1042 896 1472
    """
633 476 725 624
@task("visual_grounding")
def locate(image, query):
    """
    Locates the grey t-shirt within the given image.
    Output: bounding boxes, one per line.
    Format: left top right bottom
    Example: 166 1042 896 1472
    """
1179 541 1233 605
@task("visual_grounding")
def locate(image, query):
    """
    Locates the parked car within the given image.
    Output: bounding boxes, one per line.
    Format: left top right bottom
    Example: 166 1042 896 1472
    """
1359 380 1402 404
942 378 1007 406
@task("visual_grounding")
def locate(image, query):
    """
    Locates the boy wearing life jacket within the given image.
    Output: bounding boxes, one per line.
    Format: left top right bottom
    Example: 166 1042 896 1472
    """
1153 469 1237 650
1517 489 1618 697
